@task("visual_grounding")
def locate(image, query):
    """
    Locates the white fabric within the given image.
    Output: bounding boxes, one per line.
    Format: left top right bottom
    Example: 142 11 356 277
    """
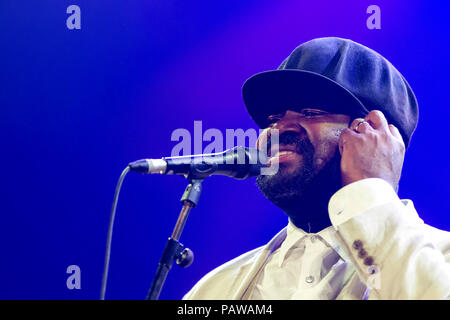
250 223 352 300
183 178 450 300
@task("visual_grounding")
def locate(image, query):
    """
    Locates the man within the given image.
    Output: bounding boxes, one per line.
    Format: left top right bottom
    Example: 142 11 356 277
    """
183 37 450 299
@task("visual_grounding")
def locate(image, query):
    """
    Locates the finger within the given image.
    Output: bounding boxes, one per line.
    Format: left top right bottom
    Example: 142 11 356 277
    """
350 118 371 133
338 129 348 155
350 118 364 129
338 128 357 155
388 124 404 143
365 110 389 130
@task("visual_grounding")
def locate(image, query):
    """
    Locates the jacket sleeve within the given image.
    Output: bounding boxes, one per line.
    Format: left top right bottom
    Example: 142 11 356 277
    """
328 178 450 299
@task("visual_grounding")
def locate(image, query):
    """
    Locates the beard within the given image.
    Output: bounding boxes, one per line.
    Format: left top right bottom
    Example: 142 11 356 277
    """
256 131 316 207
256 131 342 224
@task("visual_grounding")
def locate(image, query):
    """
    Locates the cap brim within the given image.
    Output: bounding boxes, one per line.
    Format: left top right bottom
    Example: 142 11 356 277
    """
242 69 369 128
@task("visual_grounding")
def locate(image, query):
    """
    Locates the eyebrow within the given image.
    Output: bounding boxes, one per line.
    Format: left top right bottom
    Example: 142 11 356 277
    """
299 108 329 113
266 108 329 119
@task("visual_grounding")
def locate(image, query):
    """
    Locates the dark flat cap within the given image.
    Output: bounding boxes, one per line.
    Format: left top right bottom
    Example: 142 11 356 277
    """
242 37 419 147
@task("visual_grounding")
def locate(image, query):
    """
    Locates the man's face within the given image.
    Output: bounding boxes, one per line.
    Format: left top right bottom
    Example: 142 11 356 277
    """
255 108 351 206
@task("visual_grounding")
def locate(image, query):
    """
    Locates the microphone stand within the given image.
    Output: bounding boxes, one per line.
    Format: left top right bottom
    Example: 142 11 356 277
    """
145 178 202 300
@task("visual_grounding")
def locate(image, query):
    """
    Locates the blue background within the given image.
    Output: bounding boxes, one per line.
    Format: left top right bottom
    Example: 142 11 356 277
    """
1 1 449 299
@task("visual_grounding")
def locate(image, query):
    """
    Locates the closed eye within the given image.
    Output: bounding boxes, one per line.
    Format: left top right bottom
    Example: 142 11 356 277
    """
266 113 285 125
266 109 328 127
299 109 329 117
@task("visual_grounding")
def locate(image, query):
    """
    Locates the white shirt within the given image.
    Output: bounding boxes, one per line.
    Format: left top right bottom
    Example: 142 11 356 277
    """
250 222 350 300
184 179 450 300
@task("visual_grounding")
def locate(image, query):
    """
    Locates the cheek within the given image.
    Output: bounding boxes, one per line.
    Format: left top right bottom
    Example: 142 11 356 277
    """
311 127 344 170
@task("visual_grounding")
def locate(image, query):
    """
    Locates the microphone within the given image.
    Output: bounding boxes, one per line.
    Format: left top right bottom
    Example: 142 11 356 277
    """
128 146 268 180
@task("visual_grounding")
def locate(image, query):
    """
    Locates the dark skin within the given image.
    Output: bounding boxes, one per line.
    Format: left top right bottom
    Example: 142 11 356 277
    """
256 108 406 232
340 111 405 189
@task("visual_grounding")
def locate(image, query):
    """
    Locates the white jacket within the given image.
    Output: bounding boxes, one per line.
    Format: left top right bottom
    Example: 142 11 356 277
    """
184 179 450 300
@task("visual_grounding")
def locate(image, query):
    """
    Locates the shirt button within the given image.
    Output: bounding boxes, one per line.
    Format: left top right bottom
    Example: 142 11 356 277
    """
305 275 315 284
310 236 317 243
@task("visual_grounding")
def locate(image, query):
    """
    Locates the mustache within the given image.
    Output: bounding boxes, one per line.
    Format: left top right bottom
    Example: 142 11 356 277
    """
266 131 313 155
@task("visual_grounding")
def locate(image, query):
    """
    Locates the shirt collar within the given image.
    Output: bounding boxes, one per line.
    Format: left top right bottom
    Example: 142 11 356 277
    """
274 219 350 267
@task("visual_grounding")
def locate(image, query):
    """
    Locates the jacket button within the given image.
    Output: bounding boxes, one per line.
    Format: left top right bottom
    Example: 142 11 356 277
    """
363 256 374 266
358 248 367 258
352 240 363 250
